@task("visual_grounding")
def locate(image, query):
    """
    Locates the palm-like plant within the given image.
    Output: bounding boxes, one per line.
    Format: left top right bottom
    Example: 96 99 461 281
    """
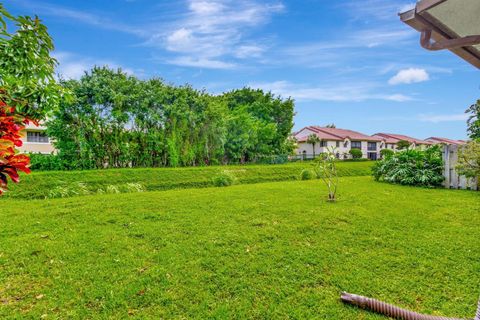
306 134 321 159
313 147 338 202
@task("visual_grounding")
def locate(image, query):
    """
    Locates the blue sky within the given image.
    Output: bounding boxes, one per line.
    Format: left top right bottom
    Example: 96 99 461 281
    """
5 0 479 139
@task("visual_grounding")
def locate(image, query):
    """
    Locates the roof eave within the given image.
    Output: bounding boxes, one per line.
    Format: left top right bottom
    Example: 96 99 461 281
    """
400 7 480 69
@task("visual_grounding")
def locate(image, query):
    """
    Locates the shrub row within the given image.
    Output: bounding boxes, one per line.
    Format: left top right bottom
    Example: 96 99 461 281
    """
5 161 374 199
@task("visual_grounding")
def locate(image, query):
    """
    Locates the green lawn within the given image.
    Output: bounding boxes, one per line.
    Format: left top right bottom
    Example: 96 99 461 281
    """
5 161 373 199
1 177 479 319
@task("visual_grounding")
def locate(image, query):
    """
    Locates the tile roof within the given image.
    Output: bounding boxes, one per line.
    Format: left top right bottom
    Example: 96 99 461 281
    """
308 126 382 142
374 133 432 145
371 134 397 144
426 137 466 145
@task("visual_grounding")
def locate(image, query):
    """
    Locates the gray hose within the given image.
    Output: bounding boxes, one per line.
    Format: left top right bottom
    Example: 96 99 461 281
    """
341 292 472 320
475 299 480 320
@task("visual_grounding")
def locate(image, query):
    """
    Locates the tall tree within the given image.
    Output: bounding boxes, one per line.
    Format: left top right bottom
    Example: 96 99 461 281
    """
307 134 320 158
0 5 62 193
48 68 294 169
456 140 480 179
466 100 480 141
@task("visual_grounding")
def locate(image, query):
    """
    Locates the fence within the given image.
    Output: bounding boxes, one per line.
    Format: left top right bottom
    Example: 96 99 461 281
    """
443 144 478 190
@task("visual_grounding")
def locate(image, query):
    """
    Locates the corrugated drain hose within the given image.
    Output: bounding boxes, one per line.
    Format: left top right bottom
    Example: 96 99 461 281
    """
341 292 478 320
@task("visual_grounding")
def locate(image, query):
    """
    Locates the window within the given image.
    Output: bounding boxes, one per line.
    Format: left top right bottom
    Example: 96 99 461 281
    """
320 141 327 147
27 131 49 143
367 142 377 151
351 141 362 149
336 141 340 148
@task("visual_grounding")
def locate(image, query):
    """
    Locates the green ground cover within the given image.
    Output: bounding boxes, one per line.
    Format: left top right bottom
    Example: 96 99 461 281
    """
4 161 373 199
1 177 479 318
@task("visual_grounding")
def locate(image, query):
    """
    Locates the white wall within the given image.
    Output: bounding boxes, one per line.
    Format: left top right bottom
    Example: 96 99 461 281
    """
295 140 380 159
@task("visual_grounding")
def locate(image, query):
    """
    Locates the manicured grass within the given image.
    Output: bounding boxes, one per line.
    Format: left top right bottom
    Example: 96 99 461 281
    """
1 177 479 318
4 161 373 199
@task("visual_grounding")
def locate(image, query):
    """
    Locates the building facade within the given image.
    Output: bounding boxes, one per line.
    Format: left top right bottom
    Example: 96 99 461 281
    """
17 123 55 154
372 133 432 150
293 126 382 160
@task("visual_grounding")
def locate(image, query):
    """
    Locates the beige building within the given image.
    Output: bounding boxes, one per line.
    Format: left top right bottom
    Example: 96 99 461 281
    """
372 133 432 150
17 123 56 154
293 126 382 160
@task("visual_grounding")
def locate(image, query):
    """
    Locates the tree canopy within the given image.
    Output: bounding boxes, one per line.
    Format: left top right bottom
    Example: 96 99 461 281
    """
466 100 480 141
0 5 62 194
456 140 480 179
47 67 295 169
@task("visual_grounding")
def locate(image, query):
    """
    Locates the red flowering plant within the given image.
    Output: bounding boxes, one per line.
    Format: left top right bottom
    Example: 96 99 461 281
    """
0 5 63 194
0 95 32 193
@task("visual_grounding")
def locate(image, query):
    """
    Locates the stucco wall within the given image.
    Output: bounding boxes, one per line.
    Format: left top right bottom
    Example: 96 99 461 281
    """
18 125 56 154
295 140 380 159
18 142 56 154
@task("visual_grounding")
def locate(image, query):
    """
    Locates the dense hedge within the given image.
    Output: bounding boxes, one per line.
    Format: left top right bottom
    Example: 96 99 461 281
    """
5 161 374 199
372 146 444 187
47 68 295 169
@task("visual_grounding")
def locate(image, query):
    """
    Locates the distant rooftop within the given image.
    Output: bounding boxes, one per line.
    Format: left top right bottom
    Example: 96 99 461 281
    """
425 137 466 145
373 133 432 145
296 126 382 142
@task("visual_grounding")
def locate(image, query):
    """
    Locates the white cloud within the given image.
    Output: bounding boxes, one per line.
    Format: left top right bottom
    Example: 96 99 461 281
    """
277 27 415 70
418 113 469 123
399 3 416 13
189 1 224 15
341 0 417 21
250 80 413 102
388 68 430 85
234 45 265 59
16 0 145 36
156 0 284 67
385 94 413 102
166 56 236 69
53 52 136 79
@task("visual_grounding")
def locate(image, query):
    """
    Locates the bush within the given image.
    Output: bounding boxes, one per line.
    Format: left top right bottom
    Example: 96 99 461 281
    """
300 169 315 180
397 140 411 150
349 149 363 159
380 149 394 159
29 153 65 171
372 146 444 187
212 171 237 187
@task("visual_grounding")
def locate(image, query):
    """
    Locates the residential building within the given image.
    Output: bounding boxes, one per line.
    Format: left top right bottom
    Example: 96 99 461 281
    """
17 123 55 154
425 137 466 145
372 133 432 150
293 126 382 160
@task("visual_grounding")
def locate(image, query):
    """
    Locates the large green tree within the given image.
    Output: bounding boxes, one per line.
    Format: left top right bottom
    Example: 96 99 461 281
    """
456 140 480 179
0 4 63 193
223 88 295 163
466 100 480 141
47 69 295 169
0 5 63 119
